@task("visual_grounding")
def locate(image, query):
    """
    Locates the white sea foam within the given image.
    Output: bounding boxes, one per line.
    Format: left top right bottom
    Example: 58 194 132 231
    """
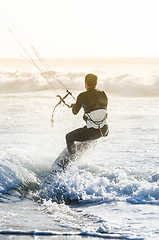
40 161 159 205
0 229 134 240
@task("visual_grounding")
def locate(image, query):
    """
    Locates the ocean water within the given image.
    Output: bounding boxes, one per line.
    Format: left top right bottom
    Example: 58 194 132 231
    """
0 58 159 240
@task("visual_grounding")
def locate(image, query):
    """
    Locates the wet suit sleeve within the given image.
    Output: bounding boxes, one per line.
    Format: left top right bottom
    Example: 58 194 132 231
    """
103 91 108 109
72 94 82 115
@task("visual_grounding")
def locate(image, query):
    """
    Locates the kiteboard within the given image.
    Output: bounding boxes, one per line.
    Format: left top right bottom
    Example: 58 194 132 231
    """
51 147 71 173
51 141 96 174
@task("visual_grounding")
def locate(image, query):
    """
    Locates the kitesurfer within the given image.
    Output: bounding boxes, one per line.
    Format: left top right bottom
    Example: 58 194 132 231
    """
66 73 109 155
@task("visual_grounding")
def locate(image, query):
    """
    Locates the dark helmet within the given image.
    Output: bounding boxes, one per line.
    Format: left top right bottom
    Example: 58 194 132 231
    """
85 73 97 88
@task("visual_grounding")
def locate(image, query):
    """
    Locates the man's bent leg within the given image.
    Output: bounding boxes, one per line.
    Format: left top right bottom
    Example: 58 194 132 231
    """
66 127 88 154
66 131 77 154
66 126 105 154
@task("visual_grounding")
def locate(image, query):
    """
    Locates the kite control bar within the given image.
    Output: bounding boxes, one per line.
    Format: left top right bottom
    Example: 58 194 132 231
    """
56 90 72 108
51 90 75 126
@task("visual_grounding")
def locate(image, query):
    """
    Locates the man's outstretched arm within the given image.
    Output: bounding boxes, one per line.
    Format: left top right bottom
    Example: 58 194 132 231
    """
71 94 82 115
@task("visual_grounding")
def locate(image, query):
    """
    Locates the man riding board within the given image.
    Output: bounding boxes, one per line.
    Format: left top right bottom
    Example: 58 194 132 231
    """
66 73 109 155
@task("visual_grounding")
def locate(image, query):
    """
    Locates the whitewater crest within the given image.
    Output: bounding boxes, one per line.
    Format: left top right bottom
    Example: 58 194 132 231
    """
0 69 159 96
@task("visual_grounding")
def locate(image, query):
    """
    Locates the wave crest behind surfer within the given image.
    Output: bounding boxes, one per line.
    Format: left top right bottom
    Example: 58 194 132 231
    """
66 73 109 155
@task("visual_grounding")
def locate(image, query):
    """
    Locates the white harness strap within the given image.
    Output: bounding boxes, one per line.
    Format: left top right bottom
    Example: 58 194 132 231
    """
85 109 107 129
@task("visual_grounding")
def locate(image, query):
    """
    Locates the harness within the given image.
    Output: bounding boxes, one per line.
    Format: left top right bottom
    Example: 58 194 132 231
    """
84 109 108 136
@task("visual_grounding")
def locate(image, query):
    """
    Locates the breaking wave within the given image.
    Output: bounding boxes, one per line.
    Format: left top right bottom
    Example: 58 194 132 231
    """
40 161 159 205
0 70 159 96
0 157 39 202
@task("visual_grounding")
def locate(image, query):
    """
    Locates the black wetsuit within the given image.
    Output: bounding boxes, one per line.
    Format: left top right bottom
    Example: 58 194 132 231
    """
66 87 109 154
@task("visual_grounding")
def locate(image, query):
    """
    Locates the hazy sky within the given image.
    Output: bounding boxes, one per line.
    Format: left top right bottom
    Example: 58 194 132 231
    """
0 0 159 58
